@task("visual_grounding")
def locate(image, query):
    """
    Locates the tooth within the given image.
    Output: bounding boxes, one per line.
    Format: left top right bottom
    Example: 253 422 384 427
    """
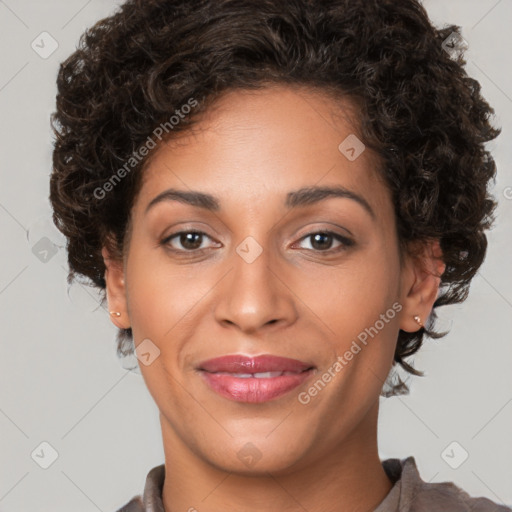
220 371 290 378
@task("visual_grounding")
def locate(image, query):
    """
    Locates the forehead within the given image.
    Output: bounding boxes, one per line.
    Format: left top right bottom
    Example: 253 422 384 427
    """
133 86 390 216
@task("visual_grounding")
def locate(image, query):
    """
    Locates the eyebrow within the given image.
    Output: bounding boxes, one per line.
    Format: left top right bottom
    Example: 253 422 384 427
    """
145 185 375 218
145 189 220 213
285 186 375 218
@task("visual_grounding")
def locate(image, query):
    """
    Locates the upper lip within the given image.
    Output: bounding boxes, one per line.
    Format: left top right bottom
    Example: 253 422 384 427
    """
198 354 314 373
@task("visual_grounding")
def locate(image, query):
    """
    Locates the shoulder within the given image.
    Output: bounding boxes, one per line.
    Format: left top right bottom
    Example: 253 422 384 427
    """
113 463 165 512
411 479 510 512
114 495 144 512
384 456 512 512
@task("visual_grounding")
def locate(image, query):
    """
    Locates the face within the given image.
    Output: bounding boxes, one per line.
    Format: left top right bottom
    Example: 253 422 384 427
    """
104 86 440 475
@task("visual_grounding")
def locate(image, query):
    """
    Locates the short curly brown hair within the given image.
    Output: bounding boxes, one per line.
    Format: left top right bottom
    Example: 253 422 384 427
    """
50 0 500 396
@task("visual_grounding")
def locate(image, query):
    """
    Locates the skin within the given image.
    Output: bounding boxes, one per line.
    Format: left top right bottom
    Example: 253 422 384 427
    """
103 85 445 512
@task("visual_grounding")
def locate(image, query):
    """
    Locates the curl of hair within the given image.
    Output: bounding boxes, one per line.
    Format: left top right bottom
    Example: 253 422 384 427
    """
50 0 500 396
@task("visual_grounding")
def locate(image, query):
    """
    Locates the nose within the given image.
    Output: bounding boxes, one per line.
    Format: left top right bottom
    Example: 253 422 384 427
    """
213 242 298 334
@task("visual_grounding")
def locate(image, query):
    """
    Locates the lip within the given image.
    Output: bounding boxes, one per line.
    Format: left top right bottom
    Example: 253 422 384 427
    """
198 355 315 403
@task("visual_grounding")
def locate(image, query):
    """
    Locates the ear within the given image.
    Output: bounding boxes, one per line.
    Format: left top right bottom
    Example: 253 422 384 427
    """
399 240 446 333
102 246 130 329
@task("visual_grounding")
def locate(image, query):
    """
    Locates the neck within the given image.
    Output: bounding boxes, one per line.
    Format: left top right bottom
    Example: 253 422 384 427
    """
160 400 393 512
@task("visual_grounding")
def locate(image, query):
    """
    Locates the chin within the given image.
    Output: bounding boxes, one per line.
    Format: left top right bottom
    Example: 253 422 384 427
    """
202 435 313 476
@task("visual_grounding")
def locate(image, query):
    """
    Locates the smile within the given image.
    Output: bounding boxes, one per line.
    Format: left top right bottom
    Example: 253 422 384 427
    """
197 354 315 403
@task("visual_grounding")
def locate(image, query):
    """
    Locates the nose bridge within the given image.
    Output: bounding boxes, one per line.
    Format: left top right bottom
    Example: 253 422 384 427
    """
213 236 297 332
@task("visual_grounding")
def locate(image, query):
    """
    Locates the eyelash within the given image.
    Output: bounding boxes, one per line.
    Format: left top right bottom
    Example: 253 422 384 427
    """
293 231 354 252
160 230 354 255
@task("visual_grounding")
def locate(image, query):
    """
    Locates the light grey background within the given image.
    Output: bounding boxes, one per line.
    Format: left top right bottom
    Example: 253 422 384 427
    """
0 1 511 511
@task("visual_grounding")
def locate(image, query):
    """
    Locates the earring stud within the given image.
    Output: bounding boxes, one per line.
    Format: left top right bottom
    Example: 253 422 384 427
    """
413 315 423 327
109 311 121 317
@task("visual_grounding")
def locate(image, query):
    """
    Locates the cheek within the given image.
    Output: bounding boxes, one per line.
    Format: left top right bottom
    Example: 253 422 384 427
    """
294 243 401 382
124 247 212 343
299 249 400 332
123 256 203 404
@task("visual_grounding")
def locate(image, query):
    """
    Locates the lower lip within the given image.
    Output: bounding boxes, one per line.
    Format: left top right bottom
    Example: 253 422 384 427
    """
199 370 314 403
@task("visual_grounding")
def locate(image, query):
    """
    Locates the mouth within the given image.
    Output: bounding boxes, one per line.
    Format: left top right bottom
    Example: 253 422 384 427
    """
197 354 315 403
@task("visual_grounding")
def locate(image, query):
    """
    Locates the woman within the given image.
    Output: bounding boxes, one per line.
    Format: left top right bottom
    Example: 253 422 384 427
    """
49 0 510 510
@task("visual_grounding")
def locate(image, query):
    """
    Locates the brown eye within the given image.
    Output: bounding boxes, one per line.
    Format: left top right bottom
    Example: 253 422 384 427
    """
295 231 354 252
162 231 218 252
310 233 334 250
179 232 203 250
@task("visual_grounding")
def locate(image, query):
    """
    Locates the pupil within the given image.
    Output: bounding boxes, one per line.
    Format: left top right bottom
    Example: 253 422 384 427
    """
181 232 202 249
311 233 332 250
